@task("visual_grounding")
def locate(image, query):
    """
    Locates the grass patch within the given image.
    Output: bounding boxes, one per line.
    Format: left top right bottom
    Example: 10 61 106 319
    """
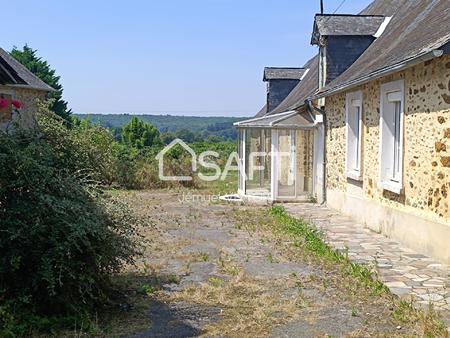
392 300 448 335
169 275 304 336
275 206 387 294
233 205 449 337
261 205 388 295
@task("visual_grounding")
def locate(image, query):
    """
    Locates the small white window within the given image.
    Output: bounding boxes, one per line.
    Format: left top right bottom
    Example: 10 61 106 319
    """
379 80 405 194
346 91 363 180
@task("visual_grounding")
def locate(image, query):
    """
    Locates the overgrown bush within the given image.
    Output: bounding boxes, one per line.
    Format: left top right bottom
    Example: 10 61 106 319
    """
0 105 141 336
115 144 206 190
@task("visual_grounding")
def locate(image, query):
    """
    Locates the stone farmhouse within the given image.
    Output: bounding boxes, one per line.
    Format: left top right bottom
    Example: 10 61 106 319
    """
235 0 450 263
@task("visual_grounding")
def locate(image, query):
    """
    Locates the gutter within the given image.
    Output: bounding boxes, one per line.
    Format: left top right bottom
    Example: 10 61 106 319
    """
314 49 444 99
233 110 297 127
4 83 56 92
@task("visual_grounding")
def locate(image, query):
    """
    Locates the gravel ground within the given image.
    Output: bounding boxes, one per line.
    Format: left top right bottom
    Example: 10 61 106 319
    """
105 190 447 338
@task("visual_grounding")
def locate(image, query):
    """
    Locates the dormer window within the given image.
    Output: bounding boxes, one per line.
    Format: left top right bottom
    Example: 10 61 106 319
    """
263 67 306 112
311 14 386 86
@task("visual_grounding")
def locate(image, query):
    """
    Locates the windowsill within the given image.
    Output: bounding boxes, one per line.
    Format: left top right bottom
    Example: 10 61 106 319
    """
346 171 362 181
378 180 403 194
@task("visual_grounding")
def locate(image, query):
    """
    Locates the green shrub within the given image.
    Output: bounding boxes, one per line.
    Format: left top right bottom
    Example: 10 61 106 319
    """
38 107 119 185
0 105 141 335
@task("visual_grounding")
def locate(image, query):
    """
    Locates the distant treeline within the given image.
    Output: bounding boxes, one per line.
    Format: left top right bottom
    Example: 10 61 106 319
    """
74 114 248 141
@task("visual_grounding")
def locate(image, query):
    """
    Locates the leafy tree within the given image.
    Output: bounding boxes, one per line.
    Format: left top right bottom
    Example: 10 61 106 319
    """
10 45 71 120
121 116 162 149
175 128 196 143
161 131 176 144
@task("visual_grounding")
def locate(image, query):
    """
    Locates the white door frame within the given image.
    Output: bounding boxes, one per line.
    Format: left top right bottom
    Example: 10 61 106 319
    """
239 129 246 195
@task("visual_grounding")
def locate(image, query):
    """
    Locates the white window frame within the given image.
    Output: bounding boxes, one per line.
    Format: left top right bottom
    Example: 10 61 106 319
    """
345 90 363 181
378 80 405 194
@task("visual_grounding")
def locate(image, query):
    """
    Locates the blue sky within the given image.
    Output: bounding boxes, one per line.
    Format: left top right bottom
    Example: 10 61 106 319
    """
3 0 372 117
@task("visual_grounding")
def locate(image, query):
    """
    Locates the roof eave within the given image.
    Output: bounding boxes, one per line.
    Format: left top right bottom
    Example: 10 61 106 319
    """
4 83 56 92
314 49 444 99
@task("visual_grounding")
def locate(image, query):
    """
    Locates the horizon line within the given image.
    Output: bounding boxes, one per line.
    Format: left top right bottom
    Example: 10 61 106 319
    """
74 111 253 118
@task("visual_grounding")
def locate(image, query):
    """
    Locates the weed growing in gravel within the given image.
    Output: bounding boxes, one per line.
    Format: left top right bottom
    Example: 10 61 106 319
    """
218 252 242 276
167 274 181 284
208 277 224 288
200 252 210 262
140 284 157 296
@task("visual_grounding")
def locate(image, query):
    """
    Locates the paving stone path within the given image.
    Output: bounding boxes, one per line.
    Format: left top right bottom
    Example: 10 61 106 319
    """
284 203 450 312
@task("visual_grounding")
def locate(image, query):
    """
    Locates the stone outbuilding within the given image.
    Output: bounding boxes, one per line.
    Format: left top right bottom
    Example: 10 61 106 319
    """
0 48 54 132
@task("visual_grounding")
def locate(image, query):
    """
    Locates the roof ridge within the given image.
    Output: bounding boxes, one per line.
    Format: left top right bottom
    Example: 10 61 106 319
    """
315 14 385 17
264 67 305 70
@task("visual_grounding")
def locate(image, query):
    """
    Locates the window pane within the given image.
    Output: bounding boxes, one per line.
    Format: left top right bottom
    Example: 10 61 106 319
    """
393 101 401 181
354 106 360 170
245 129 271 197
347 104 361 173
238 130 244 191
296 129 314 195
277 130 296 197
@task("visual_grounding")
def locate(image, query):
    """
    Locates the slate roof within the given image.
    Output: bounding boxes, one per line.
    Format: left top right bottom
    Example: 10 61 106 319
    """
251 0 449 119
0 48 54 91
267 55 319 115
317 0 450 98
254 104 267 118
360 0 410 16
263 67 306 81
311 14 385 44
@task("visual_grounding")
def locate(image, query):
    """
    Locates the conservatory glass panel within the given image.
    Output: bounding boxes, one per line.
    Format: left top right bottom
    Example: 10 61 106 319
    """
296 129 314 196
244 129 271 197
277 130 296 198
238 129 245 192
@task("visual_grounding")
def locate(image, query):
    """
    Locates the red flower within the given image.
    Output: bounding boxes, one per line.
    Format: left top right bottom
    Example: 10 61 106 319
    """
12 100 22 109
0 98 8 109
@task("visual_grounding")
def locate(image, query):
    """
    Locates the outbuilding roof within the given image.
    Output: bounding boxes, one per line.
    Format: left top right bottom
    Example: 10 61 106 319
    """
311 14 385 44
263 67 306 81
0 48 54 92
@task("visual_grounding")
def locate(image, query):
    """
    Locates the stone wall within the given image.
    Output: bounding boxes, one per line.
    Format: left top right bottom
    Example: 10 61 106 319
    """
0 86 47 131
325 53 450 223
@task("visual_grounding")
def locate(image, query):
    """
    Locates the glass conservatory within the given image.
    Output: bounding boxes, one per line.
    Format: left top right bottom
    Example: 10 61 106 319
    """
235 111 317 202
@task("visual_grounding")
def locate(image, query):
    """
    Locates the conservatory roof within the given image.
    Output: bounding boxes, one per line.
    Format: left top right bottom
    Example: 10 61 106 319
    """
234 110 316 129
